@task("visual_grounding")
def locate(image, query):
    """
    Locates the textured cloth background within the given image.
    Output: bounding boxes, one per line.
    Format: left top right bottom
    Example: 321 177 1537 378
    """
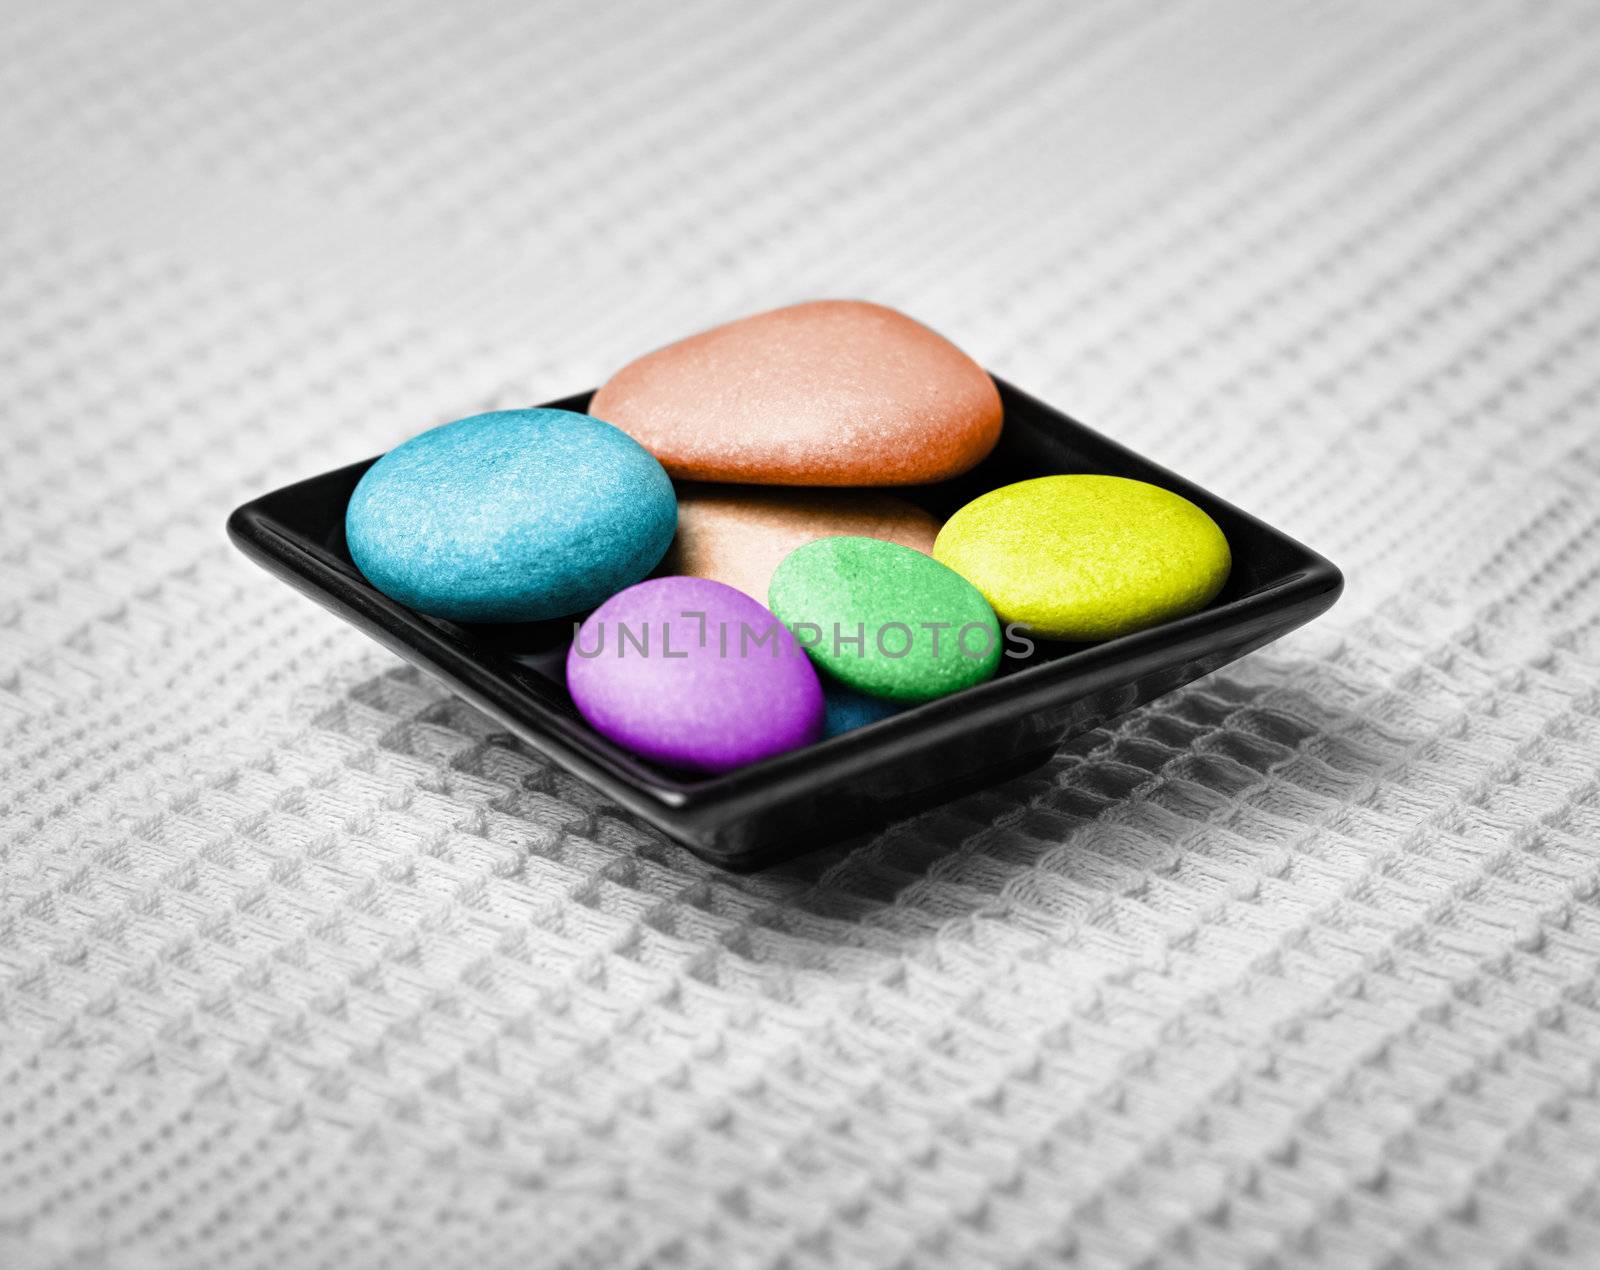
4 2 1600 1266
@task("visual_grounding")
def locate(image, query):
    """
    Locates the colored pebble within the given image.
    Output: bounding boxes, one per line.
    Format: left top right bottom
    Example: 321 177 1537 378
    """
663 483 941 601
589 300 1003 485
768 537 1001 703
565 576 823 773
933 474 1231 642
347 408 676 623
822 682 905 738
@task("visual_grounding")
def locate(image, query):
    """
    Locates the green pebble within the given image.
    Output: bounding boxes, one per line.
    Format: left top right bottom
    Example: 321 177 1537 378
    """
768 536 1001 702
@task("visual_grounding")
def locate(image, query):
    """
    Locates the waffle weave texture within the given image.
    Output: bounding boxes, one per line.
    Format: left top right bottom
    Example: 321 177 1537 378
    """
4 2 1600 1267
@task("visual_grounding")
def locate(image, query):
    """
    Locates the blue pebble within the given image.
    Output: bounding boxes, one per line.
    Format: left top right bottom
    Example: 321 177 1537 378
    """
346 408 677 623
823 681 905 738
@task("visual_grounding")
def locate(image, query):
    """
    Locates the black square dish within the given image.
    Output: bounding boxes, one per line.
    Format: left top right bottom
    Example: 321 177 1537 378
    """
228 381 1342 869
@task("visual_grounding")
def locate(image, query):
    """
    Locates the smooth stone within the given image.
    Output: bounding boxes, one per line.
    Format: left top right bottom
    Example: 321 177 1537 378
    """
822 682 904 738
934 474 1231 641
566 576 823 773
768 536 1001 703
663 483 941 601
589 300 1003 485
347 408 676 623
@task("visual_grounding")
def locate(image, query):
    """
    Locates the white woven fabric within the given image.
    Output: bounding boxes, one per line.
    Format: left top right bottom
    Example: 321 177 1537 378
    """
4 1 1600 1265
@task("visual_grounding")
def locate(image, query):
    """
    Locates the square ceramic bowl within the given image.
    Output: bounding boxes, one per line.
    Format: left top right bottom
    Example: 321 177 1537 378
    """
227 380 1341 869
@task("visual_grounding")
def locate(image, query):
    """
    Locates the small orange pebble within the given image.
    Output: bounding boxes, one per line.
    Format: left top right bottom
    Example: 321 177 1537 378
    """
589 300 1003 485
663 483 940 601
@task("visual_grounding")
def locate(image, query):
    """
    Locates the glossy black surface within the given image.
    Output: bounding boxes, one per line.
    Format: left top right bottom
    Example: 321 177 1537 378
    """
227 380 1342 869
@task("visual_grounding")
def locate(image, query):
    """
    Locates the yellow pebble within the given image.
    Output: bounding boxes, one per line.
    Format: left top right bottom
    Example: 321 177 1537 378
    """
933 475 1231 642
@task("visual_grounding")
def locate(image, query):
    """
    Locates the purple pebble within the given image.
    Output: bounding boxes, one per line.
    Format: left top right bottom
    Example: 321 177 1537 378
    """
566 576 824 773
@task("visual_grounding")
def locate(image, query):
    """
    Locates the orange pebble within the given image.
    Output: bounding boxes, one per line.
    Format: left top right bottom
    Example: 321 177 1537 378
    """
590 300 1002 485
663 483 940 601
